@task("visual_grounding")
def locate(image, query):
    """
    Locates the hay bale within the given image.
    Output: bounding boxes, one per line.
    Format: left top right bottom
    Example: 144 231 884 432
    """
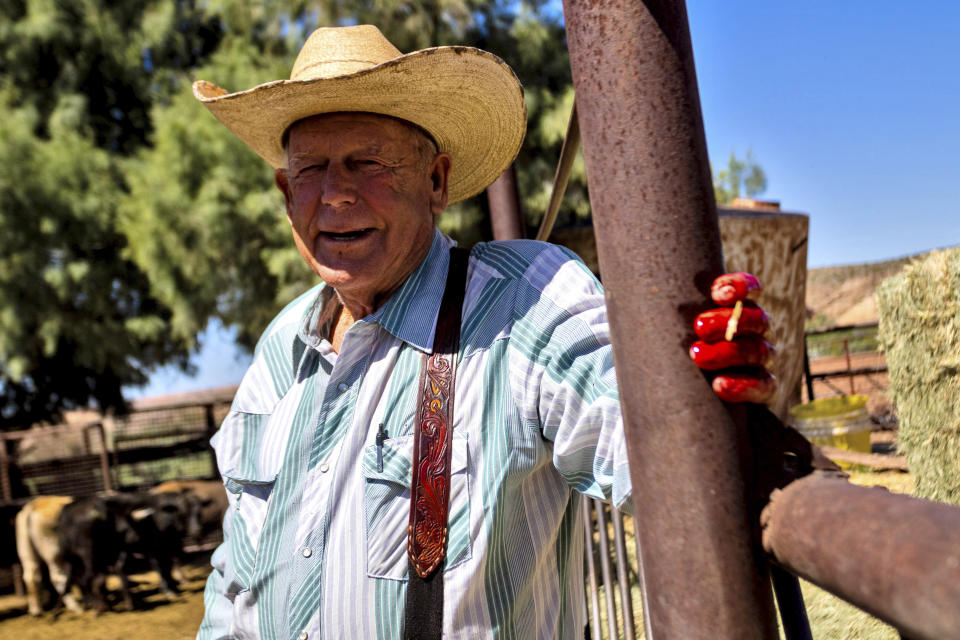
876 248 960 504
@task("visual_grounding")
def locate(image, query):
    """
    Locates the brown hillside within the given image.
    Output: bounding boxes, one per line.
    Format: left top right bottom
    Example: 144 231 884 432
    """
806 254 918 326
551 224 937 329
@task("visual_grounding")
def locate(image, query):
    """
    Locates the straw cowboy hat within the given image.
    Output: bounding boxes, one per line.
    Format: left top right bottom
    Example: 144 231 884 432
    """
193 25 526 204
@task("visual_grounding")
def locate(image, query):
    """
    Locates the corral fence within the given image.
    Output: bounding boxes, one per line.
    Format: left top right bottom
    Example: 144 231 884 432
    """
802 321 889 402
0 392 233 595
110 399 230 491
0 397 230 501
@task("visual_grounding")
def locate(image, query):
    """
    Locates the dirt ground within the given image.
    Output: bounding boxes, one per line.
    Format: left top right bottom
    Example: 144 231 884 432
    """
0 560 211 640
0 472 913 640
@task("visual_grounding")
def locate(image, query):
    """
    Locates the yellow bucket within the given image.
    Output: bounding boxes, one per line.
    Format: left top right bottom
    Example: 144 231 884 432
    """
789 395 872 455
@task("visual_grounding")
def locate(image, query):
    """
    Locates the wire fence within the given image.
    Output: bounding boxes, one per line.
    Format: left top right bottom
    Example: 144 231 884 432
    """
802 322 891 414
0 398 230 504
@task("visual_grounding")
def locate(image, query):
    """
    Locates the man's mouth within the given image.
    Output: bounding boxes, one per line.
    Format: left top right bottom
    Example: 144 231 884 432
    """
321 228 375 241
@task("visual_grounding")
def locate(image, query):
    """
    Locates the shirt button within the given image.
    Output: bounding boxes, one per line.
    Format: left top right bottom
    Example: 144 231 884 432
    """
298 632 308 640
302 547 312 558
337 382 348 392
319 462 330 473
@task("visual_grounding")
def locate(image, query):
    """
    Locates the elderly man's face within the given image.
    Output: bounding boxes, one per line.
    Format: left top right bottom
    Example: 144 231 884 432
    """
275 113 450 311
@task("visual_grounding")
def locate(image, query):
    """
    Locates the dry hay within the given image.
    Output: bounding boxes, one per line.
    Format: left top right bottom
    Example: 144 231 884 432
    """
876 247 960 505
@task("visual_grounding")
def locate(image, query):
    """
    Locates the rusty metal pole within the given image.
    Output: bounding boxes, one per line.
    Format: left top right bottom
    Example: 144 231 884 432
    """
95 423 113 492
486 164 526 240
593 499 620 639
0 434 24 597
0 435 12 502
562 0 779 637
582 499 603 638
206 403 220 479
763 474 960 640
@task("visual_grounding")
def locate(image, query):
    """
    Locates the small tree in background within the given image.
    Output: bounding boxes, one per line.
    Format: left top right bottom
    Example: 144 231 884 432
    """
713 150 767 205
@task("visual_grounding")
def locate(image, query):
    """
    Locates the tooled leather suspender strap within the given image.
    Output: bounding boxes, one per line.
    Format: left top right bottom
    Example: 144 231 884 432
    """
403 247 469 640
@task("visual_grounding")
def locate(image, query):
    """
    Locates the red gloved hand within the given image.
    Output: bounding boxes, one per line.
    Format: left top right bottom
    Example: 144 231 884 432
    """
688 272 777 403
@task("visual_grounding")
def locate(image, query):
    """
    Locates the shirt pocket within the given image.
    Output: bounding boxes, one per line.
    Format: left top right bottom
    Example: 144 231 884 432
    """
362 432 471 580
222 471 278 594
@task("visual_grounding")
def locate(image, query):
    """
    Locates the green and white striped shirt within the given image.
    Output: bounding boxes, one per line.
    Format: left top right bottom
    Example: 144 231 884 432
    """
199 230 631 640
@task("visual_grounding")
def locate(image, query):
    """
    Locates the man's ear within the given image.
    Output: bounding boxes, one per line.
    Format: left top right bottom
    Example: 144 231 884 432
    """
428 153 452 216
274 169 294 220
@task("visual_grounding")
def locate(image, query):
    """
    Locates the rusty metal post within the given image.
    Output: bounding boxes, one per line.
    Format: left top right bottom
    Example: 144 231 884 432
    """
94 423 113 492
0 434 12 502
803 343 815 401
843 338 855 394
486 164 526 240
612 508 637 639
562 0 779 637
593 499 620 639
0 434 24 597
206 403 220 479
581 499 603 638
763 474 960 640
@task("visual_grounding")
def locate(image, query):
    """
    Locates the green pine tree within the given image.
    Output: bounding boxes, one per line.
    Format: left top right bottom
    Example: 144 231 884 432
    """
0 0 579 427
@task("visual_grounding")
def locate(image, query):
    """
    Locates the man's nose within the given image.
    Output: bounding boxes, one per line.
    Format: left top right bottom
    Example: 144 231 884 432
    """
320 162 357 208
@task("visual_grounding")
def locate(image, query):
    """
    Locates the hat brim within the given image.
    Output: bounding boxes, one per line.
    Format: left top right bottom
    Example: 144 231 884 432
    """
193 46 526 205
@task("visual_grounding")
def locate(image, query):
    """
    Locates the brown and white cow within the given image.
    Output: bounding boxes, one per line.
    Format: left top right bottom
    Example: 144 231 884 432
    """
14 496 82 615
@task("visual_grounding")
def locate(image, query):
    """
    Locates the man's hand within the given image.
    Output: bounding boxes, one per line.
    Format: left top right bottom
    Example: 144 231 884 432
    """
689 272 777 403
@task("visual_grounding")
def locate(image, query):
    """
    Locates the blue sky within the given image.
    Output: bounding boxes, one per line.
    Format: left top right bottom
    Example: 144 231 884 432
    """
128 1 960 398
689 0 959 268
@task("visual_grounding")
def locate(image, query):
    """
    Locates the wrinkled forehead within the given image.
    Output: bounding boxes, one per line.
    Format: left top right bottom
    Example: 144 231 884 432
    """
281 111 438 154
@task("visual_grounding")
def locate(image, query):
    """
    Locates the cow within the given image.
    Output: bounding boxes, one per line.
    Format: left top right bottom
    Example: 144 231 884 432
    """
149 479 227 544
15 490 199 615
149 479 227 583
56 496 137 612
99 490 201 597
14 495 83 615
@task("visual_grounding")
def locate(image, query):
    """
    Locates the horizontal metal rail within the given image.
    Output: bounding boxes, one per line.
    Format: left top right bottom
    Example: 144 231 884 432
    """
818 446 908 472
803 319 887 399
762 473 960 640
805 321 879 337
807 365 888 381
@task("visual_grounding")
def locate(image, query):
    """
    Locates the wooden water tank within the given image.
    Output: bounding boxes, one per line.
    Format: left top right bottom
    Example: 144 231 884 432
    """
550 200 809 421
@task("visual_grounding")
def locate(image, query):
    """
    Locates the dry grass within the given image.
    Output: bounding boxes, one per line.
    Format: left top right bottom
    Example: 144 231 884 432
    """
591 470 914 639
788 470 913 640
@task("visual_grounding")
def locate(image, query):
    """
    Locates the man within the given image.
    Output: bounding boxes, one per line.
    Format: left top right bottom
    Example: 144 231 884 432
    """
194 25 774 639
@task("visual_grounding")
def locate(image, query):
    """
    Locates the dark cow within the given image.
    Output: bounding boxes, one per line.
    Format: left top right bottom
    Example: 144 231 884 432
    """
150 479 227 544
149 480 227 583
84 492 200 600
56 496 136 612
0 500 27 572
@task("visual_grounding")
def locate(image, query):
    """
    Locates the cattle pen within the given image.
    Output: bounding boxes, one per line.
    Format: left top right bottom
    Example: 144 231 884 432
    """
0 389 233 596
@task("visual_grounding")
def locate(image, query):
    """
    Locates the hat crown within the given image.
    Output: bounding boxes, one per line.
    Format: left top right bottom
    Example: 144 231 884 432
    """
291 25 403 81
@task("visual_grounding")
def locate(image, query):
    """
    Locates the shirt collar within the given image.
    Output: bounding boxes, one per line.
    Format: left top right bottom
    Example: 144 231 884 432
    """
368 228 454 353
297 228 455 354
